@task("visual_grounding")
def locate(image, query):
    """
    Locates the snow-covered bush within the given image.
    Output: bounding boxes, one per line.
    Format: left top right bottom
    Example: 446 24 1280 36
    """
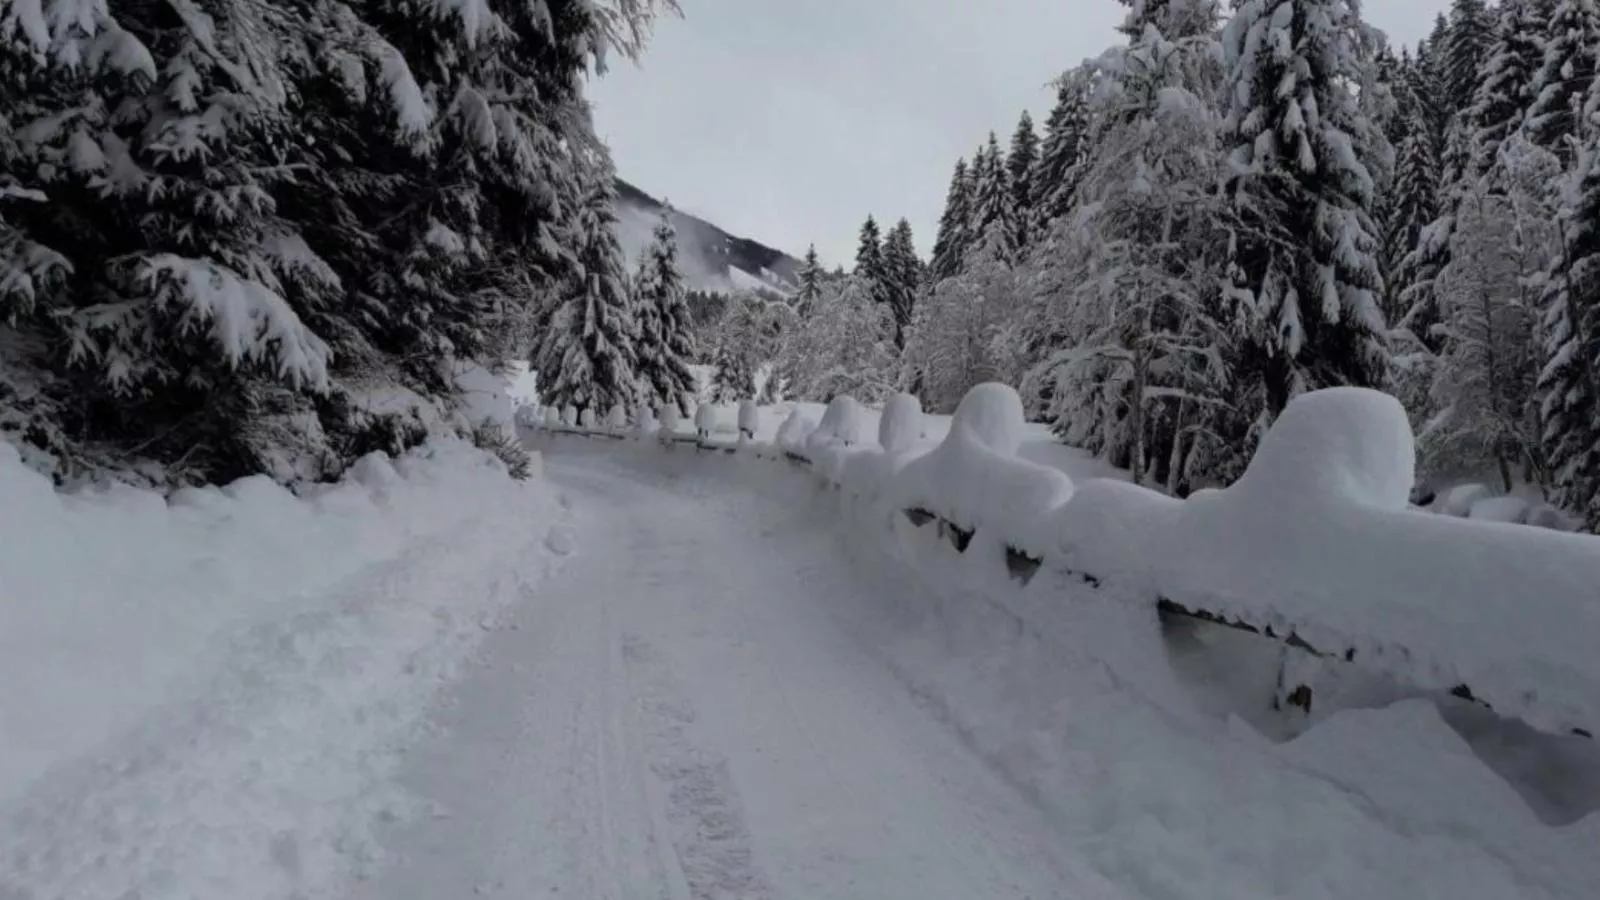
470 422 534 480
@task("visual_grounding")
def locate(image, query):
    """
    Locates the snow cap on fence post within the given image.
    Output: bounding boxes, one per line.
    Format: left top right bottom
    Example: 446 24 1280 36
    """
776 409 816 452
879 393 925 453
606 404 628 431
579 407 597 430
1237 387 1415 511
738 399 760 439
562 405 578 428
950 383 1025 456
660 401 681 433
694 401 718 436
543 406 562 428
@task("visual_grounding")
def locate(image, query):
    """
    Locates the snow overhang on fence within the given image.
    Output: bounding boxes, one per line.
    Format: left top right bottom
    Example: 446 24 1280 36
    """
526 385 1600 740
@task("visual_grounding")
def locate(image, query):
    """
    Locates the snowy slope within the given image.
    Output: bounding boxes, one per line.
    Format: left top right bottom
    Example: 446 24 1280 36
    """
613 178 801 296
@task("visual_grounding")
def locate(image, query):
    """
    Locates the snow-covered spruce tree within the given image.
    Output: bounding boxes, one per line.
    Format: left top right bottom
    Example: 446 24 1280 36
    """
1030 71 1093 228
1006 111 1039 248
708 290 787 402
881 219 920 349
1525 0 1600 164
854 215 885 296
1423 135 1559 490
537 161 641 413
1464 0 1550 179
929 159 974 280
1220 0 1391 429
1446 0 1494 119
1030 0 1230 488
1409 24 1453 155
966 133 1016 266
633 212 697 410
793 244 825 317
1537 136 1600 528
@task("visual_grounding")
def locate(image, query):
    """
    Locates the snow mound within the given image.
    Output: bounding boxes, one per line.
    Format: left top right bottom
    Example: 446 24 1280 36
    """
806 395 873 481
1050 387 1600 735
738 399 760 438
776 409 817 455
448 360 513 431
606 404 628 431
1234 387 1413 511
895 384 1073 557
1469 495 1530 524
1436 483 1494 517
878 393 926 453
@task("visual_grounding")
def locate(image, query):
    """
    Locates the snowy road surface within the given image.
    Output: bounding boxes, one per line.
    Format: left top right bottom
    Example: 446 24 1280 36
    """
358 455 1124 900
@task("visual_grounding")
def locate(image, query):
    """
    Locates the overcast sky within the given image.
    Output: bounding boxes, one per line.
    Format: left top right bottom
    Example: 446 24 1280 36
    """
589 0 1452 268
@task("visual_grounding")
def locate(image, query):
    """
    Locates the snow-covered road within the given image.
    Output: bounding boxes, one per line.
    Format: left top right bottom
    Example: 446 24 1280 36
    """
358 455 1124 900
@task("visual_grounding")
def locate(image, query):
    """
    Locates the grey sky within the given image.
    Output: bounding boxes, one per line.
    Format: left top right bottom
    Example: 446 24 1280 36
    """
589 0 1452 268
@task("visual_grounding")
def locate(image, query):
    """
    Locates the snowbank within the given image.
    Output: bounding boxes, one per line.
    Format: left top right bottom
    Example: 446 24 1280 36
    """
0 437 550 806
894 384 1074 558
1053 389 1600 735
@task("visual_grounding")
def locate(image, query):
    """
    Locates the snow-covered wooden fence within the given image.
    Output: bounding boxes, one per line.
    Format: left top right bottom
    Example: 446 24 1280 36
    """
524 385 1600 741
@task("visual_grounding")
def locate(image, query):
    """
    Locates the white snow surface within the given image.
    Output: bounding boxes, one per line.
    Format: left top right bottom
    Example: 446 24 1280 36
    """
0 438 566 900
512 439 1600 900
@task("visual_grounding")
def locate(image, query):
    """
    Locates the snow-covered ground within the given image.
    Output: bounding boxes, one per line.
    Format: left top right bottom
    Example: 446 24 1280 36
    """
509 438 1599 899
0 440 569 900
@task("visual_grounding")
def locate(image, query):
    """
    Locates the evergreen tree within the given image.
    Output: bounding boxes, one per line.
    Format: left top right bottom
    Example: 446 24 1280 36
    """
1537 137 1600 527
537 166 641 413
793 244 826 317
1386 123 1443 322
967 132 1016 264
1031 74 1093 226
929 159 974 280
1220 0 1391 424
881 219 921 350
633 212 698 411
1007 111 1040 247
854 215 885 291
1446 0 1495 117
1525 0 1600 163
1410 26 1453 153
1465 0 1551 178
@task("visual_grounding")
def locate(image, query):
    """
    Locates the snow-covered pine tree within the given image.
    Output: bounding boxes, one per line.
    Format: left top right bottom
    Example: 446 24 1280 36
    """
793 244 825 317
633 212 698 410
1525 0 1600 164
929 159 973 280
1030 72 1093 227
1006 111 1040 248
1446 0 1495 119
881 219 920 350
1465 0 1550 178
1410 24 1453 154
1537 134 1600 528
966 132 1016 265
1220 0 1391 425
537 162 641 413
854 214 886 302
1386 120 1442 319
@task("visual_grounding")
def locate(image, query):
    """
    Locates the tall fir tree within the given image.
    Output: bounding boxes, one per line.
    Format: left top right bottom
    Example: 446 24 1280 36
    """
881 219 921 350
633 212 698 411
967 132 1016 264
855 215 885 294
1537 136 1600 527
793 244 826 317
929 159 974 280
1525 0 1600 163
1410 25 1453 153
537 163 641 414
1031 74 1093 226
1465 0 1551 178
1386 122 1443 324
1220 0 1391 423
1446 0 1495 117
1007 111 1040 248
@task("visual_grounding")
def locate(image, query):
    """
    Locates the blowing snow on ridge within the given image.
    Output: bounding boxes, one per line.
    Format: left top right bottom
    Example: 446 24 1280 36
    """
613 178 803 296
